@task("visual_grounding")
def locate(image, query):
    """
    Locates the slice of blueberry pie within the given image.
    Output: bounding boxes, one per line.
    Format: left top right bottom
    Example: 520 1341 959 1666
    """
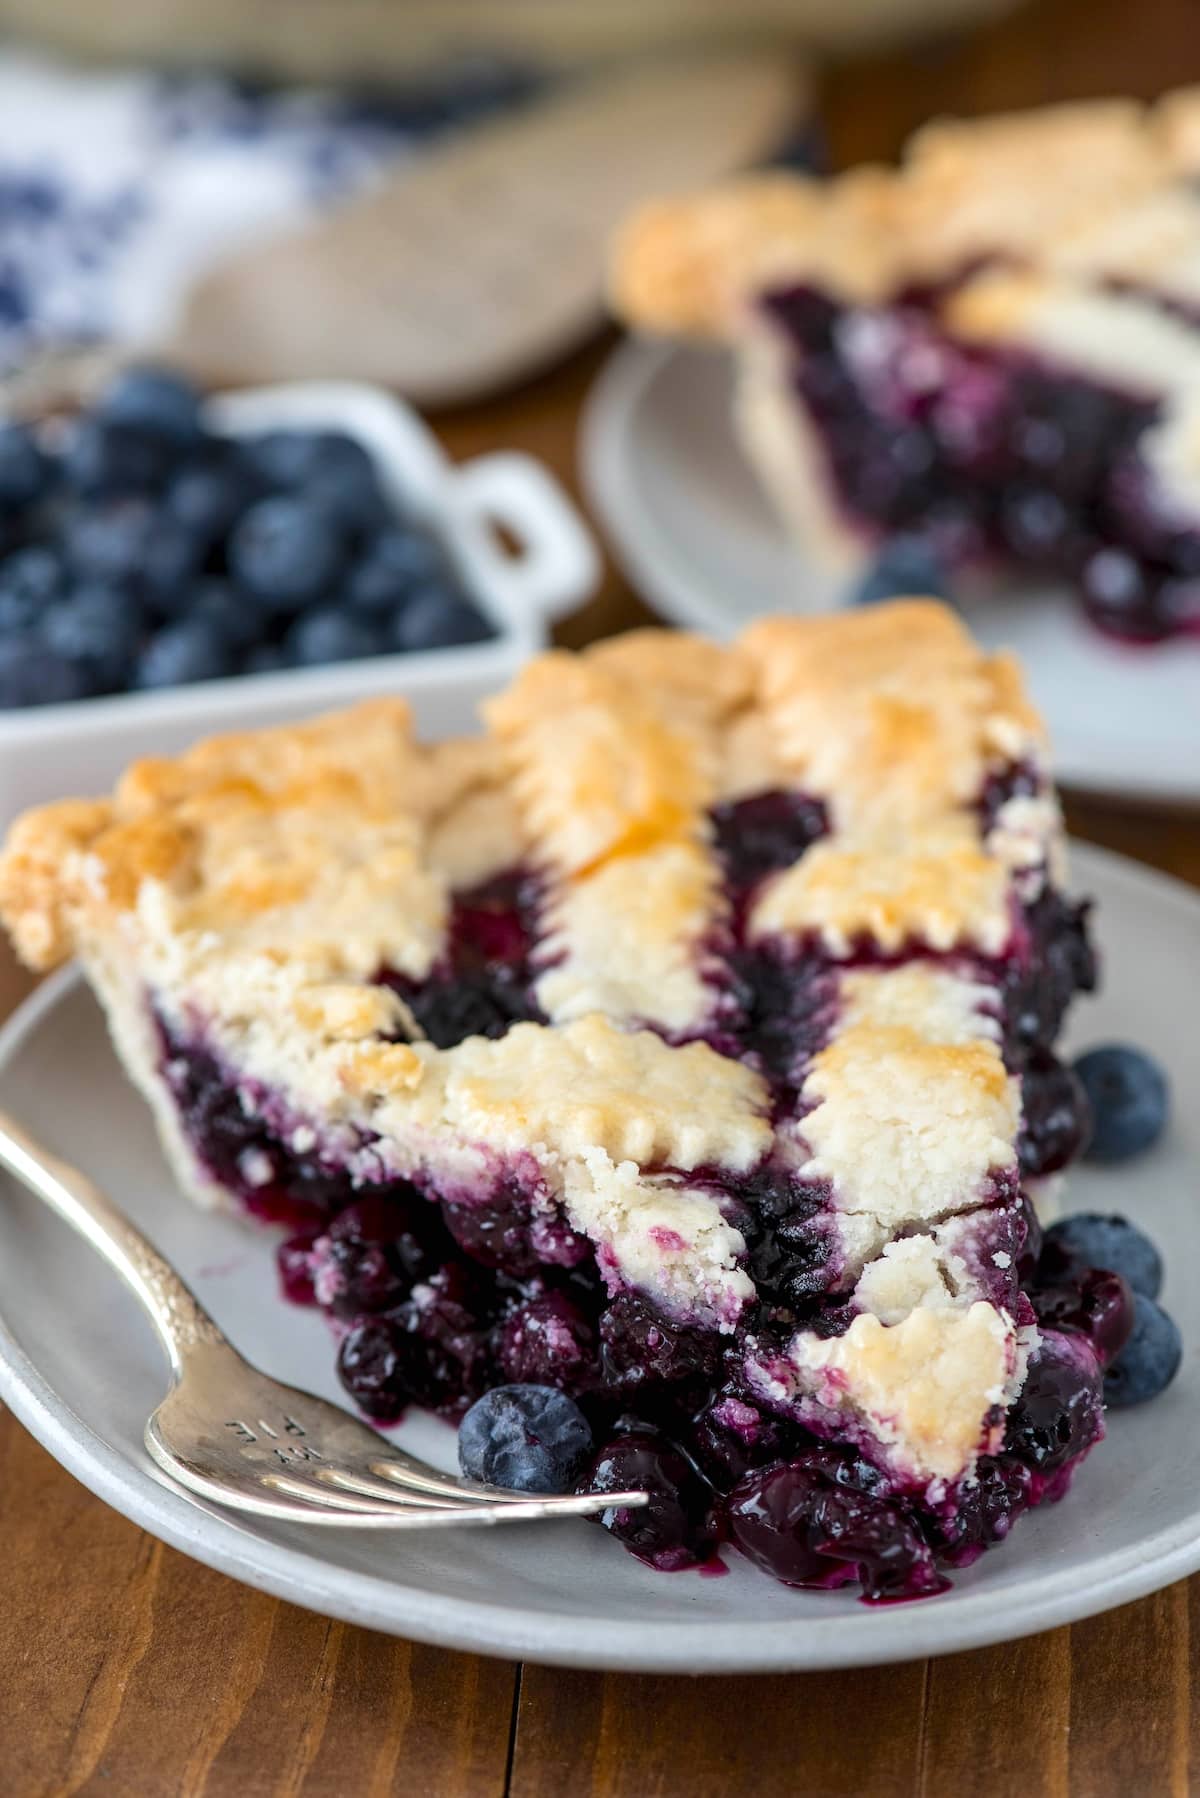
612 91 1200 641
0 603 1112 1598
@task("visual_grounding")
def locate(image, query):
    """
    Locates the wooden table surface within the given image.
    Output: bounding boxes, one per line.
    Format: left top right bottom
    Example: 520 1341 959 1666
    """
3 0 1199 1791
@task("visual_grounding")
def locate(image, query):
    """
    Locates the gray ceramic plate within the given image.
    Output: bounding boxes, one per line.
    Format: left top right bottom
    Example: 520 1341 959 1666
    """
0 842 1195 1671
582 341 1200 805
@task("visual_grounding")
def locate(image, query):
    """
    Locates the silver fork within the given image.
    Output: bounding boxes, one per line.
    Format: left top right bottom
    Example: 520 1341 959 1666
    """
0 1110 646 1530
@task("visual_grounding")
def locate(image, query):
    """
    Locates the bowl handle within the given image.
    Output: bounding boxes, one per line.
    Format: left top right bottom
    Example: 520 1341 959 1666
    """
452 452 600 624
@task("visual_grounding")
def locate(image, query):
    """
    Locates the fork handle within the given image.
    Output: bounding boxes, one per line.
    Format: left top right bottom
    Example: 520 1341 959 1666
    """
0 1107 226 1374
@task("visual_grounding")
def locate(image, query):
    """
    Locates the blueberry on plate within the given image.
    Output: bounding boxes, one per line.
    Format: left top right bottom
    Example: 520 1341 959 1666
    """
285 607 383 667
238 428 329 492
136 616 234 689
458 1384 593 1495
849 534 950 607
1073 1044 1169 1163
42 583 144 692
347 526 448 616
0 545 64 633
1104 1293 1182 1408
392 586 493 652
228 496 344 611
0 421 50 510
96 366 203 447
1043 1213 1163 1300
0 638 92 707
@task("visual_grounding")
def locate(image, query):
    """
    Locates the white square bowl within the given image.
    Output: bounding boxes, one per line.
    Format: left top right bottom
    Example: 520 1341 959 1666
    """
0 380 600 821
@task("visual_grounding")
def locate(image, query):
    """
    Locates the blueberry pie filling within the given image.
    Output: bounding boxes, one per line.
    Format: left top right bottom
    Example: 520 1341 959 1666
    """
0 605 1126 1598
612 92 1200 640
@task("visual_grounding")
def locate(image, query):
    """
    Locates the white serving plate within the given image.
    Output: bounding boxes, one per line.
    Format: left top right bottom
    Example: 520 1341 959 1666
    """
0 379 600 823
0 839 1195 1673
582 340 1200 806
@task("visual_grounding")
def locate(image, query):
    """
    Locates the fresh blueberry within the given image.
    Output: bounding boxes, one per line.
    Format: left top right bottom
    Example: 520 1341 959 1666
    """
1104 1293 1182 1408
849 534 949 607
347 526 447 615
0 422 49 509
229 496 344 611
1074 1045 1169 1164
64 500 155 584
97 366 203 446
188 579 263 650
0 545 63 633
136 616 234 689
285 607 383 667
238 428 329 491
164 462 246 546
63 418 166 498
458 1384 593 1494
391 587 493 652
41 583 144 692
300 434 389 534
140 517 206 608
0 638 92 707
1044 1214 1163 1300
242 642 291 676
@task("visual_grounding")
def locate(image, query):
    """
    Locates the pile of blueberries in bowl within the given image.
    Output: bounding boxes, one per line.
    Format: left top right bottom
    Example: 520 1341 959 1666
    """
0 366 493 708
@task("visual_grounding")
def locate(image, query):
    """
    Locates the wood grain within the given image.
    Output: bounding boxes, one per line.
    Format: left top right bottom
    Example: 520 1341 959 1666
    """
3 0 1200 1789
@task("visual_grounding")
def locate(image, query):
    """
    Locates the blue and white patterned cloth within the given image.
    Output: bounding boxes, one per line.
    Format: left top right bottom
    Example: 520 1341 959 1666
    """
0 51 536 371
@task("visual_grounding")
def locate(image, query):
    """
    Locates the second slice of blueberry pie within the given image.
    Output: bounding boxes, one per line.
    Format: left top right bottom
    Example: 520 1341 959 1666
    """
612 91 1200 641
0 602 1116 1597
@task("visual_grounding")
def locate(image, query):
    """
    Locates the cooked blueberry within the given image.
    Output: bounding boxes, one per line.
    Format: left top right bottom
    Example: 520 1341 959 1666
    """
711 789 829 888
0 638 92 707
347 526 447 614
0 545 63 632
1104 1293 1182 1408
336 1317 412 1422
65 501 155 583
599 1292 721 1392
1074 1045 1169 1164
285 607 383 667
391 587 492 652
1005 1330 1105 1473
1081 548 1150 626
494 1293 596 1388
1044 1214 1163 1300
136 616 234 688
229 497 344 610
276 1233 318 1305
1030 1266 1135 1369
582 1429 717 1570
999 487 1068 559
1017 1052 1092 1176
459 1384 593 1494
63 418 165 497
849 535 949 607
41 584 143 691
189 579 264 650
97 366 202 446
0 421 49 509
727 1454 945 1599
321 1234 409 1317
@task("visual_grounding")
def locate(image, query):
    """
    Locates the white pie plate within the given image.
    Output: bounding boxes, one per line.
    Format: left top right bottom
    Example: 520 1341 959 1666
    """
0 839 1195 1673
582 341 1200 806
